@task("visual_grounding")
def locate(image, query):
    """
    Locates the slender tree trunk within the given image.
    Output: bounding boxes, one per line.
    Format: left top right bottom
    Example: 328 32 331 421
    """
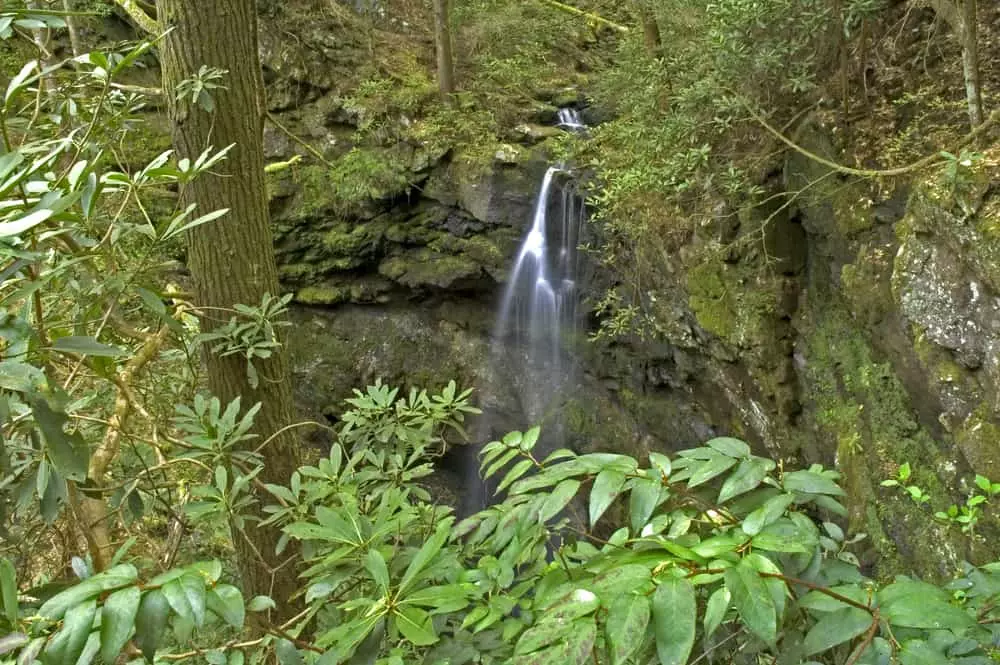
63 0 82 57
960 0 984 128
927 0 984 129
637 2 661 54
432 0 455 98
157 0 302 614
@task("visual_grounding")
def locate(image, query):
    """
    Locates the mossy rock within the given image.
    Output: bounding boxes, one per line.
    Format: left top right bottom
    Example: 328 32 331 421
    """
796 299 979 579
379 249 482 289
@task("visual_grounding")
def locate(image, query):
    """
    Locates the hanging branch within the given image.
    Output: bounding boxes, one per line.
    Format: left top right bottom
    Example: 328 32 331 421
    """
111 0 158 35
737 94 1000 178
536 0 630 33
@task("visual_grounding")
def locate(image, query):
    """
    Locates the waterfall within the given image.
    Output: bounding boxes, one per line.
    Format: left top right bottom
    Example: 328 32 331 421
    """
461 110 588 514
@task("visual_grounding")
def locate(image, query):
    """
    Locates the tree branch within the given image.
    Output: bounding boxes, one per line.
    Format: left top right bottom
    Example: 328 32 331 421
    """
738 95 1000 178
111 0 158 35
536 0 630 33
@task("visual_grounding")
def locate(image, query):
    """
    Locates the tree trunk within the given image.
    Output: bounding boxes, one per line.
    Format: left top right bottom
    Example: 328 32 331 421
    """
960 0 984 128
432 0 455 98
157 0 302 615
927 0 984 129
637 2 661 54
63 0 82 57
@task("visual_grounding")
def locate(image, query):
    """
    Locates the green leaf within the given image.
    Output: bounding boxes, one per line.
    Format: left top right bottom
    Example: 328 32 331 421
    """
1 558 17 626
706 437 751 458
161 578 193 624
43 599 95 665
629 476 662 532
515 615 578 656
498 459 534 492
100 586 140 664
718 458 774 503
275 639 305 665
206 585 244 628
590 469 627 527
179 574 206 626
782 470 845 496
395 606 438 646
703 586 730 640
802 607 872 656
134 589 171 663
76 631 100 665
31 398 89 482
539 479 581 522
751 517 814 553
247 595 276 612
651 577 696 665
399 517 452 594
881 596 974 631
50 336 126 357
0 207 54 238
725 559 776 646
0 633 28 656
687 453 738 488
606 593 650 665
402 584 471 614
364 549 390 593
648 452 671 479
39 564 137 620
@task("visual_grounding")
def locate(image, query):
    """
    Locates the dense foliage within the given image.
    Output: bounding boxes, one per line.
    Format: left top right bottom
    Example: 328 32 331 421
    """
2 1 999 664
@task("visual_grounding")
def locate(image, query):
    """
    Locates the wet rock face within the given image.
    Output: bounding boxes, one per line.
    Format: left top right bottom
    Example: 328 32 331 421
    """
895 239 1000 371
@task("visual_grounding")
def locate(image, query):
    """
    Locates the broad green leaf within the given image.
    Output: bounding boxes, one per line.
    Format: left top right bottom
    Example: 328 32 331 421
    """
43 599 95 665
898 640 945 665
364 549 390 594
399 517 452 593
0 207 53 238
539 479 580 522
100 586 140 664
798 585 868 612
0 633 28 656
78 630 101 665
706 437 751 458
32 399 89 482
751 517 814 553
50 336 126 357
179 574 206 626
497 459 534 492
687 454 738 488
134 589 171 662
1 558 17 625
881 596 974 631
514 615 578 655
802 607 872 656
629 476 662 532
162 578 193 624
590 469 627 527
589 565 652 601
247 595 276 612
275 639 305 665
725 559 776 646
206 585 245 628
718 458 773 503
648 452 671 479
782 470 845 496
395 606 438 646
703 586 730 640
402 584 472 614
652 577 696 665
39 564 137 620
541 588 601 621
606 593 650 665
742 493 795 536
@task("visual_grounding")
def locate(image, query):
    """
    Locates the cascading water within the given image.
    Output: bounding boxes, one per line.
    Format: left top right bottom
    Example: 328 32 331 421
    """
462 109 588 514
